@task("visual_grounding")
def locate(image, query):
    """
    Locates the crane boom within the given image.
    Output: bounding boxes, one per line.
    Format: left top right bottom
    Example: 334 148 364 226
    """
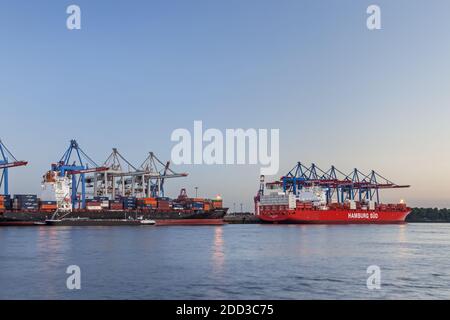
67 166 109 175
0 161 28 170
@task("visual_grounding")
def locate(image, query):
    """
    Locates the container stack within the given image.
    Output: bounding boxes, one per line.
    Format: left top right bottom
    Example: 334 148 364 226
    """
0 195 5 212
4 195 12 210
86 200 102 211
172 203 184 210
40 200 57 211
137 197 157 210
192 202 203 210
122 197 137 210
296 201 313 210
157 197 171 210
0 195 12 212
109 199 123 210
94 196 110 209
13 195 39 211
260 194 289 206
211 199 223 209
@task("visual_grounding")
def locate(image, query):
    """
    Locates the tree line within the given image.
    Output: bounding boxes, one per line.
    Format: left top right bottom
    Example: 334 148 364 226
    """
407 208 450 222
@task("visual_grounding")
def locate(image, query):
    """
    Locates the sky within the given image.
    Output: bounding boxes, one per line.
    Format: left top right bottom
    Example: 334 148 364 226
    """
1 0 450 210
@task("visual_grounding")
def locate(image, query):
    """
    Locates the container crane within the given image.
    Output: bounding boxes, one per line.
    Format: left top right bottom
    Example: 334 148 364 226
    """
0 139 28 195
94 148 140 198
52 140 107 209
139 152 188 197
92 149 188 198
278 162 409 204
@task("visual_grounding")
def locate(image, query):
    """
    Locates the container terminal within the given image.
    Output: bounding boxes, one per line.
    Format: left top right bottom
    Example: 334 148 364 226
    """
1 139 411 226
0 139 227 226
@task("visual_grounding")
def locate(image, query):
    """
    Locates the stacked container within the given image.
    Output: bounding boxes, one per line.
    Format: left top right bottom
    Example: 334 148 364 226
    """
211 199 223 208
157 197 171 210
86 200 102 211
94 196 109 201
192 202 203 210
0 195 5 212
172 203 184 210
109 199 123 210
94 196 110 209
137 197 157 210
0 195 12 211
122 197 137 210
40 200 57 211
4 195 12 210
260 194 289 206
13 195 39 211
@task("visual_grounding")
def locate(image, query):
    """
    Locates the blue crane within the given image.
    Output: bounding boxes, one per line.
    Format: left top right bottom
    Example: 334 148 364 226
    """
0 139 27 196
278 162 409 204
52 140 107 209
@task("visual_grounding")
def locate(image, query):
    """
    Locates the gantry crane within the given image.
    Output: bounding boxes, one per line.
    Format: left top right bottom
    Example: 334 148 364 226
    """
52 140 108 209
0 139 28 195
91 149 188 199
92 148 140 198
275 162 409 204
139 152 188 198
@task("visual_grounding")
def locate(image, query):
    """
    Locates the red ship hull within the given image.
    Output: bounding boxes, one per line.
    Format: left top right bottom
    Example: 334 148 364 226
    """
258 208 410 224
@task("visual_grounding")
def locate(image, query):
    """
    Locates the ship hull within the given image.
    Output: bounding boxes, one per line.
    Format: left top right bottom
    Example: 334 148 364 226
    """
44 219 155 226
0 208 228 226
156 219 225 226
258 208 410 224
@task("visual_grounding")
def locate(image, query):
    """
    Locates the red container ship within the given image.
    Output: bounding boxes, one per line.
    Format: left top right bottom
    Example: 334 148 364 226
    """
255 162 411 224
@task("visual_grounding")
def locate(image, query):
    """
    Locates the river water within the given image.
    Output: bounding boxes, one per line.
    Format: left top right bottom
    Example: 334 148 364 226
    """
0 223 449 299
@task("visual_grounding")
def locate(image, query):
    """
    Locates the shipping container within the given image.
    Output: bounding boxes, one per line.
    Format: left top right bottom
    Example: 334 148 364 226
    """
87 206 102 211
157 199 170 209
94 196 109 201
109 201 124 210
14 194 38 199
40 200 57 205
212 200 223 208
192 202 203 210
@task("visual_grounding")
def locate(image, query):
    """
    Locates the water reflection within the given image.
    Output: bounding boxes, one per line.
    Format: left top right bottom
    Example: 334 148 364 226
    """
36 226 71 299
395 224 411 259
212 226 224 274
2 224 450 299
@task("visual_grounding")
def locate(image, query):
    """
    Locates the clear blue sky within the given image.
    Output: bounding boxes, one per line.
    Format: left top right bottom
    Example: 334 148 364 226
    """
1 0 450 209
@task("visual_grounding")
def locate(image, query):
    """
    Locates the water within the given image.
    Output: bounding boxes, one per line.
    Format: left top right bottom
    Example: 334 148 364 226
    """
1 223 450 299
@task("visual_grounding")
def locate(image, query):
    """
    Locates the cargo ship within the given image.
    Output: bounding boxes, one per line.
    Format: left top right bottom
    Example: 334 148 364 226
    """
255 163 411 224
0 186 227 227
